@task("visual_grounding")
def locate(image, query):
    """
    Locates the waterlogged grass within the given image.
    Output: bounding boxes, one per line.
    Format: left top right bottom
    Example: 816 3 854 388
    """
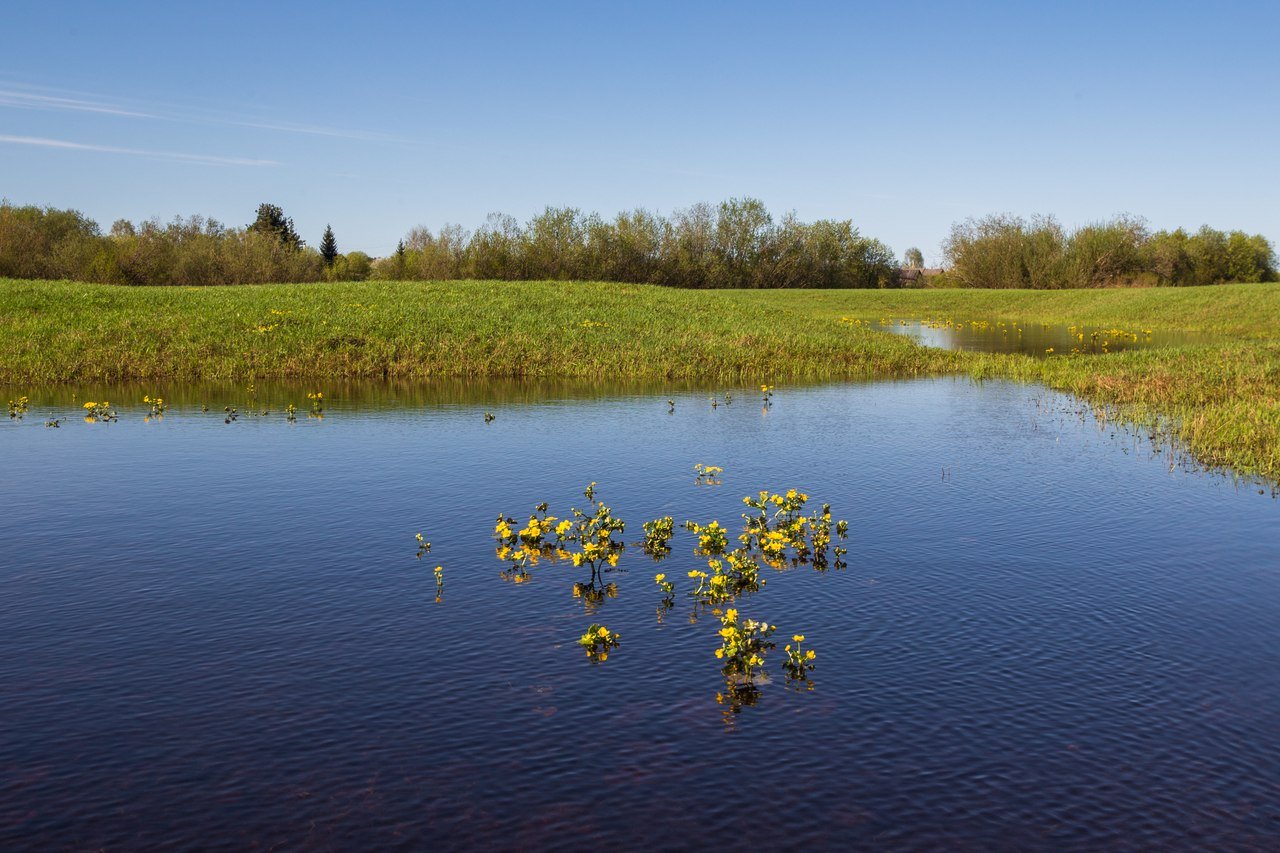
2 278 1279 481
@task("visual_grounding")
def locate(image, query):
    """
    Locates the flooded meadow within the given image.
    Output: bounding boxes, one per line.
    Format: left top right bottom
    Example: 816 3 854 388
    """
2 374 1278 849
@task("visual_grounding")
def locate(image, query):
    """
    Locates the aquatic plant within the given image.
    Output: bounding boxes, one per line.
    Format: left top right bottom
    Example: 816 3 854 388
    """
44 416 62 428
433 564 444 601
693 463 723 485
684 519 729 557
484 412 495 423
7 395 29 419
641 515 674 559
654 572 675 600
415 533 431 559
81 401 117 422
577 624 619 661
714 607 775 683
561 483 626 582
143 395 167 418
286 403 297 422
761 384 774 407
782 634 817 686
307 391 324 415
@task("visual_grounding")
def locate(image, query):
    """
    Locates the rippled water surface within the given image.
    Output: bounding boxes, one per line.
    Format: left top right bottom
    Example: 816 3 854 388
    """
2 378 1278 850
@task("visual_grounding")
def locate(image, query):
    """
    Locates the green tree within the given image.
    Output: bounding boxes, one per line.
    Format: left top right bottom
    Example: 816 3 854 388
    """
903 247 924 269
319 224 338 266
249 203 303 250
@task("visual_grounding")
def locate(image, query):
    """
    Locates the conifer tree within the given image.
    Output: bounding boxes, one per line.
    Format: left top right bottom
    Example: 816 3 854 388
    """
320 224 338 266
249 203 303 250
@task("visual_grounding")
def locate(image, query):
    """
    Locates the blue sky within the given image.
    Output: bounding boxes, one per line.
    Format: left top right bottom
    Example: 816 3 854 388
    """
2 0 1276 262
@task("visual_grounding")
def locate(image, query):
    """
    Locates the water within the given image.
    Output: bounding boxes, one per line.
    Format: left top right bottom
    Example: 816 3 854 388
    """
2 378 1278 850
882 318 1210 357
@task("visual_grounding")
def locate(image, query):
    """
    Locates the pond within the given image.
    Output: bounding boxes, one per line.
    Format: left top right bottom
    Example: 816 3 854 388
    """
2 378 1278 849
879 318 1210 356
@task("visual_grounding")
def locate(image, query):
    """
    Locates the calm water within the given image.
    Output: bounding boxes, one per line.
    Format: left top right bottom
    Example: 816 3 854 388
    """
883 319 1210 357
2 378 1278 850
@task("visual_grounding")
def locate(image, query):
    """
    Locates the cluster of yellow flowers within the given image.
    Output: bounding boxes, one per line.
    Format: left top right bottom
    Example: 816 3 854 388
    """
641 516 674 558
81 401 117 422
306 391 325 415
693 463 724 486
580 319 609 329
739 490 848 571
142 395 167 418
713 608 775 681
577 624 619 661
7 396 30 419
838 316 869 327
783 633 817 687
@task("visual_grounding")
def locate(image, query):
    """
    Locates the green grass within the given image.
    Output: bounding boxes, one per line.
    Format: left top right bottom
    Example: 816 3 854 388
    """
3 278 1279 481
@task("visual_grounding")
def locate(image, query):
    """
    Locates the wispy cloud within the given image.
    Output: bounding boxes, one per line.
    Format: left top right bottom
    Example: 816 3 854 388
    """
0 82 402 143
0 89 158 119
0 134 277 166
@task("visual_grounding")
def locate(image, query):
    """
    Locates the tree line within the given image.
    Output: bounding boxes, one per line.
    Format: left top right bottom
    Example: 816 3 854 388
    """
0 199 1273 288
941 214 1276 288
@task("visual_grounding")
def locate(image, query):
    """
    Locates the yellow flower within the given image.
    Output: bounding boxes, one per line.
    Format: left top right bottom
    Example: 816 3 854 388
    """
654 573 666 583
805 650 816 660
792 634 805 643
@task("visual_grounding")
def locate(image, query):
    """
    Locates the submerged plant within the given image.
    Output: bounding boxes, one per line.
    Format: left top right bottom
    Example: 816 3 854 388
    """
578 624 620 661
684 519 729 556
641 516 674 559
693 463 724 486
81 401 117 422
782 633 817 688
143 395 167 418
714 607 775 683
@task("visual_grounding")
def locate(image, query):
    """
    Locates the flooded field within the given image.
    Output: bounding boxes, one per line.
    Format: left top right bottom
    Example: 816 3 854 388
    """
879 317 1210 356
2 378 1277 849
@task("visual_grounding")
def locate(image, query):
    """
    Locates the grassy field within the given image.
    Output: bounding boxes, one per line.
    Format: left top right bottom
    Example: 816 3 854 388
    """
3 278 1278 481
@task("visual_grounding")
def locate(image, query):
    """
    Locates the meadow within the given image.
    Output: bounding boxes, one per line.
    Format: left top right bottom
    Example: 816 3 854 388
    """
2 277 1278 480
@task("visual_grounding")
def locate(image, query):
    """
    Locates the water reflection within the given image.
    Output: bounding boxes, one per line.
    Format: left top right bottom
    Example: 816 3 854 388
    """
883 317 1211 356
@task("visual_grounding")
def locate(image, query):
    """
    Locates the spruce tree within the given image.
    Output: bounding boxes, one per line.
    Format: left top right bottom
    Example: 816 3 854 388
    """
320 224 338 266
249 203 303 250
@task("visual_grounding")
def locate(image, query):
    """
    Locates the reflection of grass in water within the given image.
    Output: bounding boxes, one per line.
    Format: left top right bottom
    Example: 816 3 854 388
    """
3 278 1280 481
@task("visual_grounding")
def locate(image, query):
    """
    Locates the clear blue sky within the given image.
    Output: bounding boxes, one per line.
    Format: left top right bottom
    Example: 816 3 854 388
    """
2 0 1276 262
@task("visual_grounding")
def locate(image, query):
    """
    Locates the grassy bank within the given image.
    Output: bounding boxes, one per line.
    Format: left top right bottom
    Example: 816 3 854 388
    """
3 278 1278 481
